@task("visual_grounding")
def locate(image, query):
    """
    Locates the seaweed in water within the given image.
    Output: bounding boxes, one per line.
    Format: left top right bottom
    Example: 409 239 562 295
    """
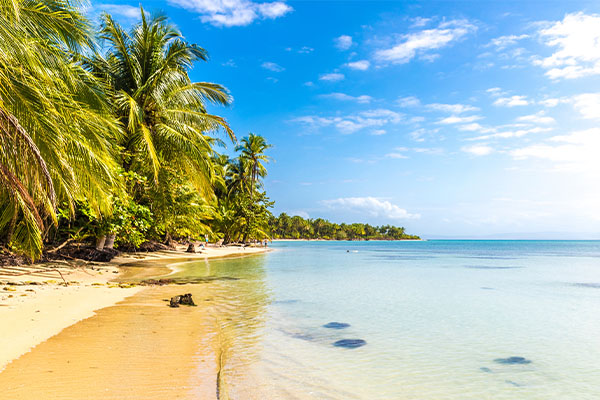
572 283 600 289
323 322 351 329
494 356 531 365
333 339 366 349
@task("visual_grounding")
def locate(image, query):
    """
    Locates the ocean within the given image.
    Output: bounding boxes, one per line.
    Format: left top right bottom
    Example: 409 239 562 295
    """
185 240 600 399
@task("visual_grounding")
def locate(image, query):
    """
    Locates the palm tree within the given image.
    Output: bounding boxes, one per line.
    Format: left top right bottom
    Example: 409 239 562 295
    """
0 0 121 259
87 8 234 193
236 133 272 198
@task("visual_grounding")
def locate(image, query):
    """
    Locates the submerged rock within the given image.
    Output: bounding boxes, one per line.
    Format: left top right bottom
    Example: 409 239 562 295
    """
323 322 351 329
494 356 531 365
333 339 366 349
169 293 196 308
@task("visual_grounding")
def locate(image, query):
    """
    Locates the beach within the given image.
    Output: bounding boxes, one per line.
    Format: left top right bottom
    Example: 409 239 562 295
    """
2 240 600 399
0 245 269 373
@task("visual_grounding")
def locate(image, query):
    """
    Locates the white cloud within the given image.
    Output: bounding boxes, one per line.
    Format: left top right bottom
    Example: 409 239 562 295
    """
322 197 420 219
375 19 476 64
334 35 353 50
427 103 479 113
291 109 402 134
486 87 504 96
261 61 284 72
571 93 600 119
516 111 555 124
397 96 421 107
371 129 387 136
493 95 529 107
489 34 529 50
298 46 314 54
319 72 345 82
468 126 552 141
437 115 481 124
510 128 600 171
345 60 370 70
97 4 141 19
462 144 494 156
411 17 432 28
535 12 600 79
385 152 409 159
168 0 292 27
321 93 373 104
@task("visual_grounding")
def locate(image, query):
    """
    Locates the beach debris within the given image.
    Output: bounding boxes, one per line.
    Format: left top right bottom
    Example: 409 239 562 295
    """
494 356 531 365
323 322 350 329
169 293 196 308
333 339 366 349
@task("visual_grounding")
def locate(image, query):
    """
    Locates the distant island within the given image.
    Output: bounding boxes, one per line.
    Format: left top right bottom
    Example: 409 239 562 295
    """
269 213 420 240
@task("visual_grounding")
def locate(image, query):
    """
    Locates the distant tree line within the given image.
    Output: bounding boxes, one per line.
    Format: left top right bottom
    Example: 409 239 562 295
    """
269 214 420 240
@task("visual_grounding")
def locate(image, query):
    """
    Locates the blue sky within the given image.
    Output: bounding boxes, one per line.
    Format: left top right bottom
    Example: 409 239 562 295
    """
93 1 600 238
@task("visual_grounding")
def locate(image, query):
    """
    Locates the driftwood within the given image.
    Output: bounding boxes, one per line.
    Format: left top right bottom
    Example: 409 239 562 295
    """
168 293 196 308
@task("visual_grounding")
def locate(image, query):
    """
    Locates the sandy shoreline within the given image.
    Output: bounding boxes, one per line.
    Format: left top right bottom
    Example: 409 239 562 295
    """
0 245 270 372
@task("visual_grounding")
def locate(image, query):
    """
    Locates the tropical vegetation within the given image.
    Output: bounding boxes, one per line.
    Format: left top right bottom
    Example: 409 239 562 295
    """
269 214 420 240
0 0 273 260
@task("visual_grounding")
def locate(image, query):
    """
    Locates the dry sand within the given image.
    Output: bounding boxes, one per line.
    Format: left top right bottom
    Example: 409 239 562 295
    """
0 245 269 372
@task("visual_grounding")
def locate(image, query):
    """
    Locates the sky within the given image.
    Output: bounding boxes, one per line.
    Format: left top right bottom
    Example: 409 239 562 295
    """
91 0 600 239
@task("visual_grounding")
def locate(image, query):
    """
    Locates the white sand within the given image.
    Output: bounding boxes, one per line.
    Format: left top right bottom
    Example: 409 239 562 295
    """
0 245 269 371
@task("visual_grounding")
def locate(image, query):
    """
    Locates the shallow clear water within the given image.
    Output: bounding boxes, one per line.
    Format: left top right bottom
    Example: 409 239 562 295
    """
3 240 599 399
174 240 600 399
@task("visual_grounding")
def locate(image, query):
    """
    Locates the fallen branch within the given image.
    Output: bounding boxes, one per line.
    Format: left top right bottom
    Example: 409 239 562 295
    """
47 226 84 253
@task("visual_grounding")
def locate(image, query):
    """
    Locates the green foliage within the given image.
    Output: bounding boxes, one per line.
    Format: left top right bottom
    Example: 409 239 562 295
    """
269 213 420 240
0 4 276 258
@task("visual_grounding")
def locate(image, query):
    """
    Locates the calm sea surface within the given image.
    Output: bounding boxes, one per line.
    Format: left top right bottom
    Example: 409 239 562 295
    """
170 240 600 399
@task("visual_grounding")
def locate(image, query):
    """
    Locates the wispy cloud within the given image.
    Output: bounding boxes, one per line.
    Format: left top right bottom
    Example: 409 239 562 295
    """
397 96 421 107
334 35 353 50
510 128 600 172
319 72 345 82
320 93 373 104
493 95 529 107
291 109 402 134
437 115 482 124
375 19 476 64
516 111 555 124
488 34 529 50
534 12 600 79
261 61 285 72
462 144 494 156
345 60 370 70
168 0 292 27
427 103 479 113
321 197 420 219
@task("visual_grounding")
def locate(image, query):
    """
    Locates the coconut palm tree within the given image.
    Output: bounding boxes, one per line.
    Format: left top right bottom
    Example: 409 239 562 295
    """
0 0 121 259
236 133 272 197
87 8 234 194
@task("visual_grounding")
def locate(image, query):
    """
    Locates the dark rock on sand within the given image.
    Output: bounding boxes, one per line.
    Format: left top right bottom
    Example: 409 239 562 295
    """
323 322 351 329
169 293 196 308
333 339 366 349
494 356 531 365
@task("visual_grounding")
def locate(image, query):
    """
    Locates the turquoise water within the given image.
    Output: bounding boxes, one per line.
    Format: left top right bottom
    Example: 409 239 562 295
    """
176 241 600 399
